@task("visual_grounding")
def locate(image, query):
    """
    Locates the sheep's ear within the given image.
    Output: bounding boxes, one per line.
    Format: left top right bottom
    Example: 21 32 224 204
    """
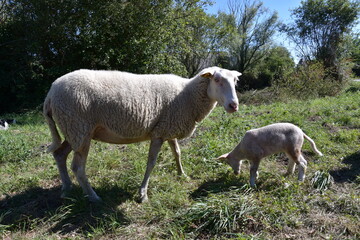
200 68 216 78
201 72 213 78
231 71 242 77
217 153 229 161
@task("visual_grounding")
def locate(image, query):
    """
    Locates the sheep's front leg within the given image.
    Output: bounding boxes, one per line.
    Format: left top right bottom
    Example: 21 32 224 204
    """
139 138 164 203
168 139 186 176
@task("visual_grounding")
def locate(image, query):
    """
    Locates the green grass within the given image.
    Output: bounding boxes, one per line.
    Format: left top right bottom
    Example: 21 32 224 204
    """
1 83 359 239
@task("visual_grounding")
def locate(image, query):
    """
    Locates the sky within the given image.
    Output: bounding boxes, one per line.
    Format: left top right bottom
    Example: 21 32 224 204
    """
205 0 303 60
204 0 359 62
206 0 302 21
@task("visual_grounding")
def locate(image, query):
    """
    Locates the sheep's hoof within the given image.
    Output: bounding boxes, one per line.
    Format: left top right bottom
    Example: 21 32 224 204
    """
249 183 257 189
88 195 103 203
177 173 190 181
60 186 73 199
137 195 148 203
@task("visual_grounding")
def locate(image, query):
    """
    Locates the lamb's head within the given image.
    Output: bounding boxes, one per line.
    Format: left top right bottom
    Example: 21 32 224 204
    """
200 67 241 113
217 152 241 175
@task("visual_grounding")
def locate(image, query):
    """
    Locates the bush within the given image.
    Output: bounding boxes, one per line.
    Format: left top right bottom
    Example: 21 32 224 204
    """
273 61 344 99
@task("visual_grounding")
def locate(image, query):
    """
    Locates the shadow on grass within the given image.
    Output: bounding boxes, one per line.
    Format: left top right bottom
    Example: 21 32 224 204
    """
0 185 132 235
190 172 248 200
330 151 360 183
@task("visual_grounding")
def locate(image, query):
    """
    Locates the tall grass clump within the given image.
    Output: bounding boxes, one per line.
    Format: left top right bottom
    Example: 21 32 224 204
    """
311 170 334 192
174 187 260 236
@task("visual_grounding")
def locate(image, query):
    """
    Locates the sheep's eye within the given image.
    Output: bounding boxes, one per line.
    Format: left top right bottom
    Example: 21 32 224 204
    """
214 77 220 83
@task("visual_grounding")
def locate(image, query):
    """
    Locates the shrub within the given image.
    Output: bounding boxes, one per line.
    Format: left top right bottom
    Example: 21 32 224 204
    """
273 61 344 99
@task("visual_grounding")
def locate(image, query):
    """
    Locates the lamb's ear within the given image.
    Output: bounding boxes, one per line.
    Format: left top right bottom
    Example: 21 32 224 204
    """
231 70 242 77
217 153 229 161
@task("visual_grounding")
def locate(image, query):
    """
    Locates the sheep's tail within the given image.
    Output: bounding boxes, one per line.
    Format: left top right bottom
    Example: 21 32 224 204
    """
304 134 323 156
43 97 62 153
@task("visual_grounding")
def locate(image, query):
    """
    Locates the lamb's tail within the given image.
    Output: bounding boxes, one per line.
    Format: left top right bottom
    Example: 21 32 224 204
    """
43 97 62 153
304 134 323 156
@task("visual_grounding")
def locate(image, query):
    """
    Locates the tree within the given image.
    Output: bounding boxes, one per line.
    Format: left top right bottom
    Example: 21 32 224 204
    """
218 0 279 73
0 0 215 113
239 46 294 90
348 33 360 76
281 0 360 81
175 4 220 77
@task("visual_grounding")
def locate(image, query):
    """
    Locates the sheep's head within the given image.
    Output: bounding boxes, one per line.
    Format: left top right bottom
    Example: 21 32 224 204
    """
200 67 241 113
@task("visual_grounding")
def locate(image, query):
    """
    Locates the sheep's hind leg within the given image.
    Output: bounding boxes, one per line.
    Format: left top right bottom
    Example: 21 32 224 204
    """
139 138 164 203
53 140 72 198
71 141 102 202
168 139 186 176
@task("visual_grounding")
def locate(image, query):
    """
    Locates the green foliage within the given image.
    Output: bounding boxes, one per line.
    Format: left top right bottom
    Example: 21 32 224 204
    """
240 46 295 90
0 0 215 113
273 61 344 99
348 33 360 76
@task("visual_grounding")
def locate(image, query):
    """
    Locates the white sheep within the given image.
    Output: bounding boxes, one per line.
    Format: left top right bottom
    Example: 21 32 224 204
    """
43 67 241 202
217 123 323 187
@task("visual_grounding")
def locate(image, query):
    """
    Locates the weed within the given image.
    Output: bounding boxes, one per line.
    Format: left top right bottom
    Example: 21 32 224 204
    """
311 170 334 191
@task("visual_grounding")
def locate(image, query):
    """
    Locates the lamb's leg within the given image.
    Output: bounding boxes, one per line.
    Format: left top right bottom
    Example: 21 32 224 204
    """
71 141 101 202
139 138 164 203
249 159 260 187
287 149 307 181
168 139 185 176
285 153 296 176
298 155 308 181
53 140 72 198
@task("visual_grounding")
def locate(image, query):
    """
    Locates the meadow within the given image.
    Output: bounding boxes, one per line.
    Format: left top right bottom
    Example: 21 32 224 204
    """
0 83 359 239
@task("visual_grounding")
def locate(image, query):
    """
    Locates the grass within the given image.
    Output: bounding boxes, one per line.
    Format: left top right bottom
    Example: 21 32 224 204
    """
1 82 360 239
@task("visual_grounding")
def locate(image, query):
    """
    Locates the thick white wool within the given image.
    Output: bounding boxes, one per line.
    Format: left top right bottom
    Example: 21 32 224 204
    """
44 69 217 151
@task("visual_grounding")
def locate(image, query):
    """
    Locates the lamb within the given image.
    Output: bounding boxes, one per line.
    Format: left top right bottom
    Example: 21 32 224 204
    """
217 123 323 187
43 67 241 202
